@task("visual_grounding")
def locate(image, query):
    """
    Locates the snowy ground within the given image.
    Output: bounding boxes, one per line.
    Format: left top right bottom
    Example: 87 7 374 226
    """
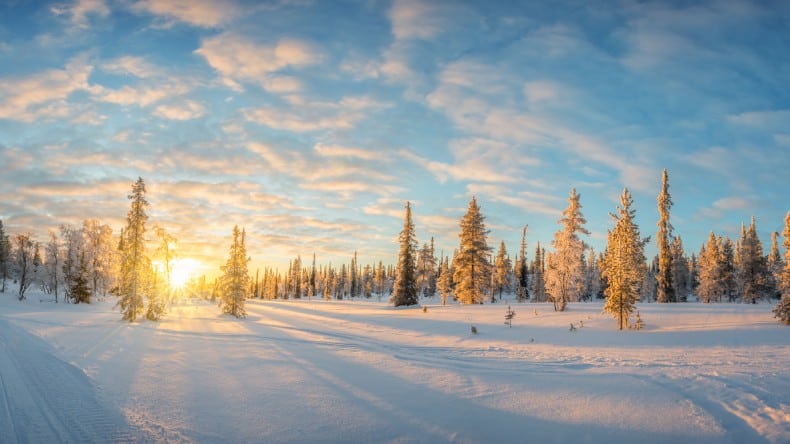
1 293 788 443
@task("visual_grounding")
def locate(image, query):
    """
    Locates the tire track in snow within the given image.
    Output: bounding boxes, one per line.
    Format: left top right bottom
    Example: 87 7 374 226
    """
0 319 137 443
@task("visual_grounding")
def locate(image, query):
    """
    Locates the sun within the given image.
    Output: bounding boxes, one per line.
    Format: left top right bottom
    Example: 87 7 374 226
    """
170 259 202 289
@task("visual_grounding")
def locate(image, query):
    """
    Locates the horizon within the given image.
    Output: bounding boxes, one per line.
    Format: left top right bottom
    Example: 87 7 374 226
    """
1 0 789 275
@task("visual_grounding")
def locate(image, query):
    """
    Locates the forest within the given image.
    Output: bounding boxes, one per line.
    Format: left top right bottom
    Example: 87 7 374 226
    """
2 171 789 329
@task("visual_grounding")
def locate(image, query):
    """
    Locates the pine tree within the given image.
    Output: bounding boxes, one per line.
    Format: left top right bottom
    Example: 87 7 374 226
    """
773 212 790 323
453 197 492 304
391 202 419 307
530 243 546 302
656 169 675 303
437 256 452 305
0 220 10 293
515 226 529 303
738 217 771 304
546 188 589 311
697 232 721 303
494 241 512 301
602 189 647 330
117 177 152 322
70 252 92 304
220 225 249 318
767 231 783 300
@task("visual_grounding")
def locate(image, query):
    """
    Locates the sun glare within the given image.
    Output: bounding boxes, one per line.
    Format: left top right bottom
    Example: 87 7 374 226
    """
170 259 201 289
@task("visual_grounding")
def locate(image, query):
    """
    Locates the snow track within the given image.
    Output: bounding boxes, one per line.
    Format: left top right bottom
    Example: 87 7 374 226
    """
0 318 135 443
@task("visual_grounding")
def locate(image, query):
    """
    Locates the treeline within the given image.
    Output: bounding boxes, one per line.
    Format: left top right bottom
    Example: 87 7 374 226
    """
1 172 789 326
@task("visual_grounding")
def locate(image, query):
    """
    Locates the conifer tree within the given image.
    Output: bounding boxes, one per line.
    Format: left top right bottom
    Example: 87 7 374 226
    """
494 241 512 301
453 197 492 304
670 235 689 301
0 220 10 293
738 217 771 304
515 226 529 303
70 252 92 304
656 169 675 303
773 212 790 323
602 189 647 330
391 202 419 307
697 232 721 303
437 256 452 305
117 177 151 322
530 243 546 302
767 231 783 299
546 188 589 311
220 225 249 318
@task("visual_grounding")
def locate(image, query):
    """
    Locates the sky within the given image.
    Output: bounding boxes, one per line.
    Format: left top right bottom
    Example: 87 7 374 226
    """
1 0 789 276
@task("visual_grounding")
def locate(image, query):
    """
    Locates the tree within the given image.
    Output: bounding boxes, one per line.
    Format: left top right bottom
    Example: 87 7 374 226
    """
155 226 177 295
545 188 589 311
416 239 437 298
391 202 419 307
13 233 37 300
602 189 647 330
453 197 492 304
767 231 784 300
493 241 512 301
0 220 10 293
44 230 61 302
738 217 771 304
774 212 790 324
697 232 721 303
83 219 115 299
70 252 92 304
219 225 249 318
530 243 546 302
656 169 675 303
515 226 530 303
117 177 152 322
436 256 452 305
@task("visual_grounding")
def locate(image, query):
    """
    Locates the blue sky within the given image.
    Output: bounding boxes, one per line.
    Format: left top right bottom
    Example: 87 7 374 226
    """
1 0 788 274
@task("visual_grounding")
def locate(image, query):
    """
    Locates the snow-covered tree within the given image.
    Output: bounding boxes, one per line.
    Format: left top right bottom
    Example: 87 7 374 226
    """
493 241 512 301
545 188 589 311
737 217 771 304
154 226 177 295
602 189 647 330
582 248 602 302
530 243 546 302
697 232 722 303
453 197 492 304
391 202 419 307
117 177 152 322
656 169 675 303
83 219 115 299
773 212 790 323
13 233 37 301
44 230 61 302
416 239 437 298
436 256 452 305
515 226 529 303
670 235 689 302
220 225 249 318
767 231 783 300
0 220 10 293
70 252 92 304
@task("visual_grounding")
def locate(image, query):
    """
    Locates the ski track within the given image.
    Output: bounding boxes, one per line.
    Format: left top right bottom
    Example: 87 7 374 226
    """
0 318 138 443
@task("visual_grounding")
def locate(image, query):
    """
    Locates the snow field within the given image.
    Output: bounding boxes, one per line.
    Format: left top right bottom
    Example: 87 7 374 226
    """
1 294 788 443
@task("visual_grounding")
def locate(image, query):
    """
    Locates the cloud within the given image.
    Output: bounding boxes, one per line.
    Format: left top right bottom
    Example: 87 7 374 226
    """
98 82 191 107
51 0 110 29
131 0 241 28
695 195 757 220
243 95 390 132
195 33 321 92
314 144 380 161
727 109 790 129
0 56 95 122
153 100 206 120
466 183 562 217
102 56 160 78
389 0 446 40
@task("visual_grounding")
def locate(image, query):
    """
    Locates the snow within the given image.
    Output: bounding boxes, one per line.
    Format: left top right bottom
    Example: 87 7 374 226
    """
1 293 788 443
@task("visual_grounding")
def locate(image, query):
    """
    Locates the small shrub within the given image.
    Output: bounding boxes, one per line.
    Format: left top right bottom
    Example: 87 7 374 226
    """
471 325 478 334
774 296 790 325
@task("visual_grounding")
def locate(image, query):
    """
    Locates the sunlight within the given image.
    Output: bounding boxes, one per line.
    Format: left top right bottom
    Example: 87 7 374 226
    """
170 259 201 289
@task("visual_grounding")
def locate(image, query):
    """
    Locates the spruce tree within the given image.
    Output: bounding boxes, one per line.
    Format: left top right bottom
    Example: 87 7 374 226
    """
773 212 790 324
767 231 783 299
515 226 529 303
602 189 647 330
453 197 492 304
391 202 419 307
117 177 151 322
436 256 452 305
546 188 589 311
738 217 771 304
220 225 249 318
530 243 546 302
0 220 9 293
494 240 512 301
656 169 675 303
71 252 92 304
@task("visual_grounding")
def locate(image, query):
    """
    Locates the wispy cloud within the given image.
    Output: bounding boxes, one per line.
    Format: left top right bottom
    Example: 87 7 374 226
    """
195 33 321 92
153 100 206 120
51 0 109 29
131 0 241 28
